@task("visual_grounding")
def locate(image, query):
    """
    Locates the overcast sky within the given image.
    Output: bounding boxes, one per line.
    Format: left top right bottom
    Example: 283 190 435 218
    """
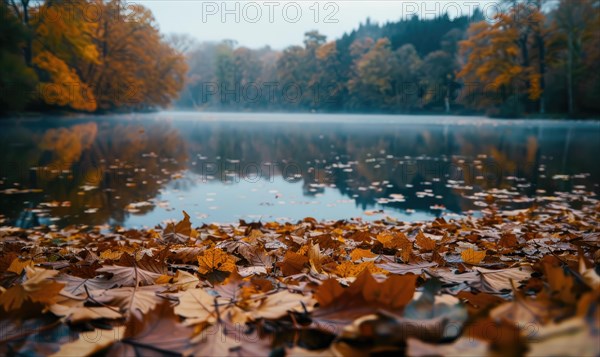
139 1 494 49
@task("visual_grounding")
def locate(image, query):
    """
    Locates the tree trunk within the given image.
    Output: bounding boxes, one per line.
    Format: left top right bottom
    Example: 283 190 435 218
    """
567 32 574 115
21 0 32 67
536 33 546 114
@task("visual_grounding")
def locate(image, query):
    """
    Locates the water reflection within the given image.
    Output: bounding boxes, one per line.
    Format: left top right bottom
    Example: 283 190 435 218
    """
0 113 598 228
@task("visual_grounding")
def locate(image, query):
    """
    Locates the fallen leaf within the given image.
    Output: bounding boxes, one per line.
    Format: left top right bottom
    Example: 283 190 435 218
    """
108 302 193 355
461 248 486 265
407 336 490 357
278 251 309 276
0 267 65 311
163 211 193 243
415 231 436 252
95 265 161 287
198 248 237 275
350 248 376 262
90 285 164 320
248 290 313 320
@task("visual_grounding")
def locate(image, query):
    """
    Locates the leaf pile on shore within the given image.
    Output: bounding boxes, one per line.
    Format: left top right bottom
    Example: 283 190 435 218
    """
0 202 599 356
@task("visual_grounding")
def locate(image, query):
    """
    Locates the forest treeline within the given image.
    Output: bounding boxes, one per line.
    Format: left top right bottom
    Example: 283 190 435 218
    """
176 0 600 117
0 0 186 114
1 0 599 117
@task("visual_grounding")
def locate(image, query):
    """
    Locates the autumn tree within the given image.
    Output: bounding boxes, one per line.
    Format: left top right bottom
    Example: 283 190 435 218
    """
347 38 393 110
458 3 547 116
82 1 186 112
28 0 100 111
1 0 185 113
311 41 343 110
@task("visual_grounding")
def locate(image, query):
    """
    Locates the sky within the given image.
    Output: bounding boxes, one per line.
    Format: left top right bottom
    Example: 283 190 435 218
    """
139 1 495 49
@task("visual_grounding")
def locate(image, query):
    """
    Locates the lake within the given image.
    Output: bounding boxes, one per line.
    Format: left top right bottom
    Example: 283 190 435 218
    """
0 112 598 229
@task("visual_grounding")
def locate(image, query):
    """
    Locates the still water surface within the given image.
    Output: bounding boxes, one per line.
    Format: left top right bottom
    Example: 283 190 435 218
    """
0 112 598 228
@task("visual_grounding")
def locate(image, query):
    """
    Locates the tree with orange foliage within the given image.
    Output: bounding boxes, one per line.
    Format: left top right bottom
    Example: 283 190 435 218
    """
2 0 186 113
457 3 547 116
81 1 186 112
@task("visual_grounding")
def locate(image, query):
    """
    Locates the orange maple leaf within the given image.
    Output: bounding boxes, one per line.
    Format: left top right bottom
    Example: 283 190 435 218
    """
197 248 236 275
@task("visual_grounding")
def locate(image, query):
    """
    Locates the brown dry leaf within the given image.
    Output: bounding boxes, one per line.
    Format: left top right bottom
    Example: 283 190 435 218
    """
197 247 236 275
339 297 466 347
237 244 275 268
188 323 241 356
56 274 119 295
187 320 272 356
461 248 487 265
314 278 346 307
95 265 161 287
278 251 309 276
464 317 527 355
0 267 65 311
237 266 268 277
377 261 436 275
474 266 534 292
490 289 553 325
308 243 324 273
169 246 206 263
348 230 372 242
543 262 577 304
134 252 169 275
310 271 416 335
108 301 193 356
415 231 436 252
376 231 410 250
167 270 199 291
248 290 313 320
498 233 518 248
407 337 490 357
49 326 125 357
163 210 194 243
319 269 416 310
457 291 505 313
90 285 164 320
174 287 223 324
49 293 122 322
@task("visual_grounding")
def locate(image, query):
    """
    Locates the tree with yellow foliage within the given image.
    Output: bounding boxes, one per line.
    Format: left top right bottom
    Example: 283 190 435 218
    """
458 3 547 116
82 1 187 112
2 0 186 113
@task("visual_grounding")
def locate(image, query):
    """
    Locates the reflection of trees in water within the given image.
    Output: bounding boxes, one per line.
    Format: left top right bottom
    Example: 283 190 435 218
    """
1 118 597 227
181 122 597 215
0 120 187 227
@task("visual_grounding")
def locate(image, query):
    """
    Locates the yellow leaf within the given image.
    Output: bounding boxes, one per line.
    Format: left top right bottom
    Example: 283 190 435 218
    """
99 249 123 260
197 248 236 275
461 249 487 265
155 274 172 284
336 261 388 278
7 258 33 274
350 248 376 262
